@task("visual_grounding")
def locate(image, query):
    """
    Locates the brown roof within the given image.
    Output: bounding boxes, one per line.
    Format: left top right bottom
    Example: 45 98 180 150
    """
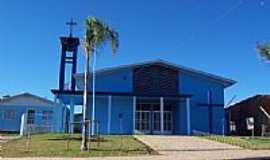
226 95 270 114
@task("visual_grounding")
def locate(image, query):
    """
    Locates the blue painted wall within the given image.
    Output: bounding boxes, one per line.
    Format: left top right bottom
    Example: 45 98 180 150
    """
179 71 225 135
0 105 25 132
86 96 133 135
76 68 133 93
110 96 133 134
0 104 65 132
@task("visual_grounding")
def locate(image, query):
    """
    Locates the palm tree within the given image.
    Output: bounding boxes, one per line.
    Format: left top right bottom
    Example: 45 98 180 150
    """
81 17 119 151
257 42 270 62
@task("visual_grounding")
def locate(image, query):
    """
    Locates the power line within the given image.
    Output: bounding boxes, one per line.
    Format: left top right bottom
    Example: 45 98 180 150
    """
178 0 247 47
213 0 245 24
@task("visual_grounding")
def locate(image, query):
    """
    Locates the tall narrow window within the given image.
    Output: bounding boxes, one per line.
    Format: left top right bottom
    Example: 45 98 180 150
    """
27 109 35 124
230 121 236 132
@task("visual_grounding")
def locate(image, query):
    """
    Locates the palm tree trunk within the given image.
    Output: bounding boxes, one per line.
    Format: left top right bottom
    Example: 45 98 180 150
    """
81 52 89 151
91 50 96 136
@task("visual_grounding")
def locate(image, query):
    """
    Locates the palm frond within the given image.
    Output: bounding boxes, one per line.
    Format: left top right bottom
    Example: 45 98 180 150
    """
84 17 119 55
257 42 270 61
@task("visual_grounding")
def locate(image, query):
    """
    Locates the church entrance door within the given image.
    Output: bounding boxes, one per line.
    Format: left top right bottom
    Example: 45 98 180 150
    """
135 103 173 134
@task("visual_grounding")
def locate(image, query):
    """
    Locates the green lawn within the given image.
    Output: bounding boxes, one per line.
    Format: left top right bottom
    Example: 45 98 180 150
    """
200 135 270 150
0 133 156 157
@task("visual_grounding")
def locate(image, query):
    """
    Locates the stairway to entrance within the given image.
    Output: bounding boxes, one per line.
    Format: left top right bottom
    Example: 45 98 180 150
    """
135 135 270 160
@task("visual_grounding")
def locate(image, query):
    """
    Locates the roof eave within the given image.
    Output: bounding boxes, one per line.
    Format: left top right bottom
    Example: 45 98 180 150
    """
73 59 236 88
51 89 193 98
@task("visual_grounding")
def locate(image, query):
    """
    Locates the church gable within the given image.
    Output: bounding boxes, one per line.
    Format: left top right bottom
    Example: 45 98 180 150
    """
133 64 179 95
73 59 235 94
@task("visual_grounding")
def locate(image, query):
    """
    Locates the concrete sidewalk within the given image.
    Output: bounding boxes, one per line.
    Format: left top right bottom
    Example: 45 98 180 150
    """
136 135 270 160
0 135 20 154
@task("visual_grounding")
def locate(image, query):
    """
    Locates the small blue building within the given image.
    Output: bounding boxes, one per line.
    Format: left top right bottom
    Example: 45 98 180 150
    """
0 93 66 133
52 60 236 135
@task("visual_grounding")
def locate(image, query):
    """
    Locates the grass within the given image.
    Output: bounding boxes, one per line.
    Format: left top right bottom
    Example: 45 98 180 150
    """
0 133 156 157
200 135 270 150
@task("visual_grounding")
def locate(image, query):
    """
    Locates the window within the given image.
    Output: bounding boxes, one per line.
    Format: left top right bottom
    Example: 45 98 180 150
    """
4 109 15 120
230 121 236 132
42 110 53 121
27 110 35 124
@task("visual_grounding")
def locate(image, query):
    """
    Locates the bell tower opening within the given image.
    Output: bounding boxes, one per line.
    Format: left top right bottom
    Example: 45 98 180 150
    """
58 19 80 91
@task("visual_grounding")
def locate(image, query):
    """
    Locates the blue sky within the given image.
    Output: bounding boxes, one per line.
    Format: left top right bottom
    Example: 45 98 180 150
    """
0 0 269 104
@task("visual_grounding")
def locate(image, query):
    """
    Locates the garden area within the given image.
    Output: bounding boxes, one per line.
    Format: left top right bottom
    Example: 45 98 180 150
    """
0 133 156 157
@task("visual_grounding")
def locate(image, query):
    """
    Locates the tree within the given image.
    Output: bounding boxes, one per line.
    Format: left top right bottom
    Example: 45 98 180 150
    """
81 17 119 151
257 42 270 62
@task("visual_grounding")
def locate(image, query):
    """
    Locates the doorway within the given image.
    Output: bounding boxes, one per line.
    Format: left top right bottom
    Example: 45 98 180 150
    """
135 103 173 134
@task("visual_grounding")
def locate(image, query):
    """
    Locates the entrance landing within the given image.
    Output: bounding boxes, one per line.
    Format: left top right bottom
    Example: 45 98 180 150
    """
135 135 270 160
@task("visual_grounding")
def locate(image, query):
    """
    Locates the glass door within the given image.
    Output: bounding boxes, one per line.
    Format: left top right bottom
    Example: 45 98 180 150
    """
152 111 173 134
135 103 151 134
135 103 174 134
152 111 161 134
135 111 151 134
164 111 173 134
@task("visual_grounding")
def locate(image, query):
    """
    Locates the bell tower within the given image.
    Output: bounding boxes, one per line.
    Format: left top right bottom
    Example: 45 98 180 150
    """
58 19 80 91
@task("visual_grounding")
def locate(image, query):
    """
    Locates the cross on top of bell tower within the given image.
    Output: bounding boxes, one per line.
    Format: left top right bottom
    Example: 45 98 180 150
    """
66 18 77 37
58 19 80 91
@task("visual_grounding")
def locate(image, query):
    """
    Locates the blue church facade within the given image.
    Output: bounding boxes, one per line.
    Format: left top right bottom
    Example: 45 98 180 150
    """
52 60 235 135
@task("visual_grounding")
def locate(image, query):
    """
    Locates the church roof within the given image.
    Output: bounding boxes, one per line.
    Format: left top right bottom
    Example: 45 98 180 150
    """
75 59 236 88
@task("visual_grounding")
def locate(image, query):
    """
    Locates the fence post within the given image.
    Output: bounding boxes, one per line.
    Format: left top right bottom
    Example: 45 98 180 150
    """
88 120 91 150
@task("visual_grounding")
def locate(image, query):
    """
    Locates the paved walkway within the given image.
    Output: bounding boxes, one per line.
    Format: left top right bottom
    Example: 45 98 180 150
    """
0 135 8 152
1 136 270 160
136 135 270 160
0 135 20 154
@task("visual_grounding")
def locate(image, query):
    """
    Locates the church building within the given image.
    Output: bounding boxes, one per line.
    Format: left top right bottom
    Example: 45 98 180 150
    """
52 31 236 135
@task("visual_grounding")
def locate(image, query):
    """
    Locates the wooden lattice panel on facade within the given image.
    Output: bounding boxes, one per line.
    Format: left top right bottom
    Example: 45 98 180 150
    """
133 64 179 96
